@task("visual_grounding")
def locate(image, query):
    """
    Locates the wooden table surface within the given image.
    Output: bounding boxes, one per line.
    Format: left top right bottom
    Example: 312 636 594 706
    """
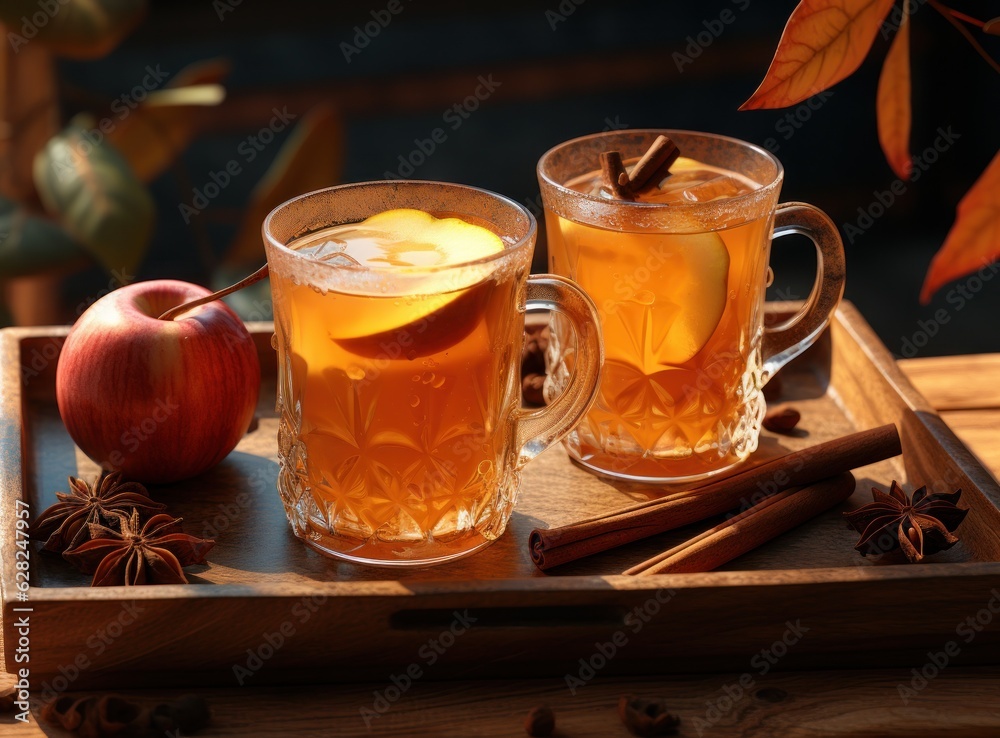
2 354 999 737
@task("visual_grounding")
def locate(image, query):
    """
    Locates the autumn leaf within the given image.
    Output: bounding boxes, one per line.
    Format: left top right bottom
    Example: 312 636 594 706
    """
920 151 1000 304
876 2 912 178
224 104 344 266
107 58 230 182
741 0 896 110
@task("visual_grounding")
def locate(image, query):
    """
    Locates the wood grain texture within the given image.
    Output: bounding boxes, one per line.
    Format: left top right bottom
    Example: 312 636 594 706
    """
939 411 1000 477
531 429 899 570
3 310 1000 734
3 668 1000 737
4 308 1000 689
901 354 1000 410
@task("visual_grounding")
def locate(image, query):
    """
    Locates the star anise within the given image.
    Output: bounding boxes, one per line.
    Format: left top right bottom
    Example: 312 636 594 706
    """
843 480 968 563
30 472 166 552
63 509 215 586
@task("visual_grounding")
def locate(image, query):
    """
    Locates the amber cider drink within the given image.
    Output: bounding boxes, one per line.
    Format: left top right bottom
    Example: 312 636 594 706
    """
265 182 603 566
543 141 774 482
269 210 526 563
540 130 846 484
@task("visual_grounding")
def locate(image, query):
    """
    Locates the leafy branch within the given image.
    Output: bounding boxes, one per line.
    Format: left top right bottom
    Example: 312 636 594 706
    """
741 0 999 304
0 1 343 324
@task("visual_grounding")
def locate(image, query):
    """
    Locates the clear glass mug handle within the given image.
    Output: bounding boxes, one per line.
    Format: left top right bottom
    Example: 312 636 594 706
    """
515 275 604 469
762 202 846 380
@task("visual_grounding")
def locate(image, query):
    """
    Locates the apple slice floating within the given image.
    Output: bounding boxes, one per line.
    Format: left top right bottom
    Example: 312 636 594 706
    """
294 208 506 350
559 216 731 369
646 230 731 366
352 208 505 269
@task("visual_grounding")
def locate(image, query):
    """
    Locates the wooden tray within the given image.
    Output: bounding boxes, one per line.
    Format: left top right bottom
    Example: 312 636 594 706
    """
4 303 1000 689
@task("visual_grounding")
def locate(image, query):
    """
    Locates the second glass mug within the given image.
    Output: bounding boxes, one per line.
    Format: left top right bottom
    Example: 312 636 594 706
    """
262 181 603 566
538 129 846 484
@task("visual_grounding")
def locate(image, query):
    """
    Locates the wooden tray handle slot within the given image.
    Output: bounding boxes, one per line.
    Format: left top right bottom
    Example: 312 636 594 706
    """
389 606 629 630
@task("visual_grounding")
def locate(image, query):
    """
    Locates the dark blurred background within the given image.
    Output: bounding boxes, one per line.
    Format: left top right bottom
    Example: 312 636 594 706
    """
38 0 1000 358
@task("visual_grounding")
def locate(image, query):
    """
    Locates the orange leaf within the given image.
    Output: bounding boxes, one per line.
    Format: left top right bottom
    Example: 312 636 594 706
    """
741 0 896 110
920 151 1000 304
876 3 911 179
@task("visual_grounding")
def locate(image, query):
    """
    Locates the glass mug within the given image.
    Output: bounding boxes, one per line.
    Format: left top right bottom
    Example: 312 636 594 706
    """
263 181 603 566
538 129 845 484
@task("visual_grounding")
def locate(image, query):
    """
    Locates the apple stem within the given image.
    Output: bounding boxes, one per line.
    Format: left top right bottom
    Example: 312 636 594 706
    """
158 264 270 321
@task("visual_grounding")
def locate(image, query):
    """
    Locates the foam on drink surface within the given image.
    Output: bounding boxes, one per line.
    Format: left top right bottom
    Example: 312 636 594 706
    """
292 225 441 268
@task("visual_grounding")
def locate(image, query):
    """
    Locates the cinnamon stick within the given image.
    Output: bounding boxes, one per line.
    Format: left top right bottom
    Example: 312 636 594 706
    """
528 424 901 570
625 135 680 192
625 473 856 575
599 151 633 201
623 487 799 575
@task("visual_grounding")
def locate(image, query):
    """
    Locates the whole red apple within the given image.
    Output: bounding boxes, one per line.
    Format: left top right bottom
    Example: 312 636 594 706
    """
56 280 260 484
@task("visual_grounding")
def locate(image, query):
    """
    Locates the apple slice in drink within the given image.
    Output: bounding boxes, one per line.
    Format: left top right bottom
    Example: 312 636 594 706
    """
336 280 496 359
649 230 731 366
575 225 730 369
304 208 505 357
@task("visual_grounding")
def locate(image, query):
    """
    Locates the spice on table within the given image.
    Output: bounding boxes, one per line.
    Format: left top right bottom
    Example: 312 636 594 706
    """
618 695 681 736
152 694 211 735
523 704 556 736
530 424 902 570
40 695 96 731
92 695 144 735
522 374 546 407
522 324 549 373
40 693 211 736
522 325 548 372
762 404 801 434
624 473 856 575
522 324 549 407
63 509 215 586
30 472 166 552
843 480 968 563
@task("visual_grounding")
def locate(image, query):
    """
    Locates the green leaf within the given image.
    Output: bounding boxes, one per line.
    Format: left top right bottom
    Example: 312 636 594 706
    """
0 197 84 277
33 121 154 275
2 0 147 59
